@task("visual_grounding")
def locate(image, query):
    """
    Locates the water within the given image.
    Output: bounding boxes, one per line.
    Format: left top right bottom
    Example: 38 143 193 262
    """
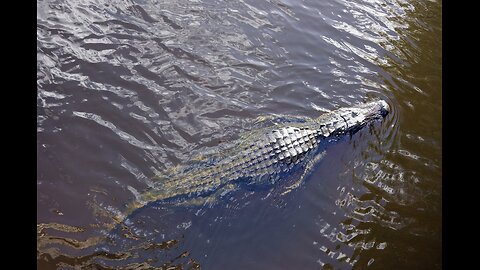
37 0 441 269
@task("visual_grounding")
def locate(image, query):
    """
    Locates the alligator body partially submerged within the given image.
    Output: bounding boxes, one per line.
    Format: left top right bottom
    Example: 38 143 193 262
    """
127 100 390 214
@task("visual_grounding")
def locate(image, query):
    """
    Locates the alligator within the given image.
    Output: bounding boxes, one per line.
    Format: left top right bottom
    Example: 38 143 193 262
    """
123 100 390 216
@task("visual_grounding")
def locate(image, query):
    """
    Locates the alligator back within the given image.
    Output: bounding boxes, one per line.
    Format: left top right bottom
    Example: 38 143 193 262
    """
134 124 323 207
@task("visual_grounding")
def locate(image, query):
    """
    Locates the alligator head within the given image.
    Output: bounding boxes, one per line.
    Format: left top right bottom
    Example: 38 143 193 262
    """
314 100 390 137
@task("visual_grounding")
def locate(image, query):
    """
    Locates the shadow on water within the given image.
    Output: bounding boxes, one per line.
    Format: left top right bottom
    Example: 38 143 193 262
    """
37 0 441 269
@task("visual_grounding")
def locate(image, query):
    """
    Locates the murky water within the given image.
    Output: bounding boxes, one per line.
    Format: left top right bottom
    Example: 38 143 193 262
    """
37 0 441 269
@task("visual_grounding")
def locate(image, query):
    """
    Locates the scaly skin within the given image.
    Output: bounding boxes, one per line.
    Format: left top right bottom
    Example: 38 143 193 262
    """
127 100 390 214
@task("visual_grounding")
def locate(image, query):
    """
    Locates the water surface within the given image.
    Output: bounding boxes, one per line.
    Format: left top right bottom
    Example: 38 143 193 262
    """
37 0 441 269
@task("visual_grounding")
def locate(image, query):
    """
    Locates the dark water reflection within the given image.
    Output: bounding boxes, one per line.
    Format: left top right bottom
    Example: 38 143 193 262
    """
37 0 441 269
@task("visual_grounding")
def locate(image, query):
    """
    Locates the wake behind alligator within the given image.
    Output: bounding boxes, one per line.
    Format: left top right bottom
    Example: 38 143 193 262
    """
122 100 390 218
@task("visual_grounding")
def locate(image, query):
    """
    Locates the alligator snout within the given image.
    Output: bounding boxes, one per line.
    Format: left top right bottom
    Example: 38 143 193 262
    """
378 100 390 117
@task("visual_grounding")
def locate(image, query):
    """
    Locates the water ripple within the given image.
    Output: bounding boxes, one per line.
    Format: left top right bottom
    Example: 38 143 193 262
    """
38 0 441 268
